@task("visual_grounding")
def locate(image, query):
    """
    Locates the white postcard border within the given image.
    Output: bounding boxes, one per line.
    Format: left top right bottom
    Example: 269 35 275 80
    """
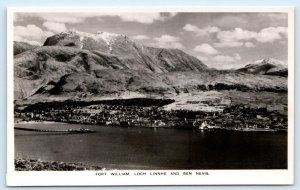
6 6 294 186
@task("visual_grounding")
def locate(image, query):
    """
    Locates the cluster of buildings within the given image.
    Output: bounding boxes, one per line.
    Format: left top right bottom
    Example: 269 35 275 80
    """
15 103 288 130
208 105 287 130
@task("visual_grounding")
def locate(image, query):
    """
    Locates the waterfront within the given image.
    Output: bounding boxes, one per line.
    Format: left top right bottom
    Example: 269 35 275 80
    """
15 123 287 170
15 100 288 130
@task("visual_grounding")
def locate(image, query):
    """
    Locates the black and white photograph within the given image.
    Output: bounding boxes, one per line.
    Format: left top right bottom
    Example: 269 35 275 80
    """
7 7 294 186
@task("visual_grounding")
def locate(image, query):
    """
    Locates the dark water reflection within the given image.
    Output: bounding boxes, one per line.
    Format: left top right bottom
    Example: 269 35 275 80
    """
14 123 287 169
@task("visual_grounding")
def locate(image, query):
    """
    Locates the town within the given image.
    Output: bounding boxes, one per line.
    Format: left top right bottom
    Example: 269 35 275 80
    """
14 99 288 132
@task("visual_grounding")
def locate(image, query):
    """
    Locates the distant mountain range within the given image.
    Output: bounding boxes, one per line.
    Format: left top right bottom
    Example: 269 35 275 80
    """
236 58 288 77
13 30 287 103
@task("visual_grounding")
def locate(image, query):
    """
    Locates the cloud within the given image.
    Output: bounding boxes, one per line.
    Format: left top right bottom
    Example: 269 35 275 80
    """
212 55 234 62
14 13 23 22
215 27 287 47
207 62 237 70
196 55 208 62
14 24 53 43
235 53 241 60
39 14 86 23
259 13 288 25
148 35 184 49
183 24 220 36
193 43 219 55
214 41 244 48
208 53 242 69
14 36 42 46
212 53 241 62
245 42 256 47
15 13 89 23
279 40 287 46
212 13 287 31
216 28 256 42
160 12 177 18
16 12 177 24
131 35 150 40
212 15 248 28
43 22 67 33
115 13 173 24
255 27 287 43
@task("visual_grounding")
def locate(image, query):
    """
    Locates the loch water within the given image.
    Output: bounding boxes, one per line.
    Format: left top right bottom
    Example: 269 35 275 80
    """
14 123 287 169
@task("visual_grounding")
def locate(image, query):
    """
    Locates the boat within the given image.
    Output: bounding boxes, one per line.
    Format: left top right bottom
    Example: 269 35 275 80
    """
199 121 220 130
199 121 209 130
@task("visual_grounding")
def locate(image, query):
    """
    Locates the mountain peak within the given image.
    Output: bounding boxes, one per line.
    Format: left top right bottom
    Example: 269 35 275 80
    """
61 30 123 38
261 58 271 64
41 30 208 74
255 58 287 66
237 58 287 77
43 30 130 52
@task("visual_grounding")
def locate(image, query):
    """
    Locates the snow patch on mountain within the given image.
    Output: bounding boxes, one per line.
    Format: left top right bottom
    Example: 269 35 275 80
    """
54 30 125 53
254 58 287 66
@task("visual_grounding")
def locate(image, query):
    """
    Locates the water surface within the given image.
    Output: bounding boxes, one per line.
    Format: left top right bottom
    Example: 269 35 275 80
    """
15 123 287 169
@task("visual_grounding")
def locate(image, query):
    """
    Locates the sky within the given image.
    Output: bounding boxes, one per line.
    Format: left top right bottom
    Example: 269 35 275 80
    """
13 12 288 69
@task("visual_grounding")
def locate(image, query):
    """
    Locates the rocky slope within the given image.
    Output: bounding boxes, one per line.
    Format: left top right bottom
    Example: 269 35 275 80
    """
14 45 134 99
237 58 288 77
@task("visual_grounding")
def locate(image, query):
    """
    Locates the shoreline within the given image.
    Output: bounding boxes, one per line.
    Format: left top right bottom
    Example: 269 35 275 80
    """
15 121 68 125
14 121 287 133
15 158 107 171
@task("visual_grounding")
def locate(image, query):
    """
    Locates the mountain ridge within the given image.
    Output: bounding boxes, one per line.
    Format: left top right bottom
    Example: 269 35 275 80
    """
43 30 208 73
14 30 287 104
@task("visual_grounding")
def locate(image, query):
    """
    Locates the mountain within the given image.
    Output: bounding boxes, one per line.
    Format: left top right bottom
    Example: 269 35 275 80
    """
14 31 287 104
43 30 208 73
237 58 288 77
14 41 38 55
14 46 131 99
14 30 209 99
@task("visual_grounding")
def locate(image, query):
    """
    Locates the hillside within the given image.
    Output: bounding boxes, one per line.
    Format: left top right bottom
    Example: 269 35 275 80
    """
14 45 132 99
15 46 287 101
27 69 287 102
14 41 38 55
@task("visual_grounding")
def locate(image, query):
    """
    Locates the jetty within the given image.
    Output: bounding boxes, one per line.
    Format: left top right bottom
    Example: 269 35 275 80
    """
14 127 95 134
